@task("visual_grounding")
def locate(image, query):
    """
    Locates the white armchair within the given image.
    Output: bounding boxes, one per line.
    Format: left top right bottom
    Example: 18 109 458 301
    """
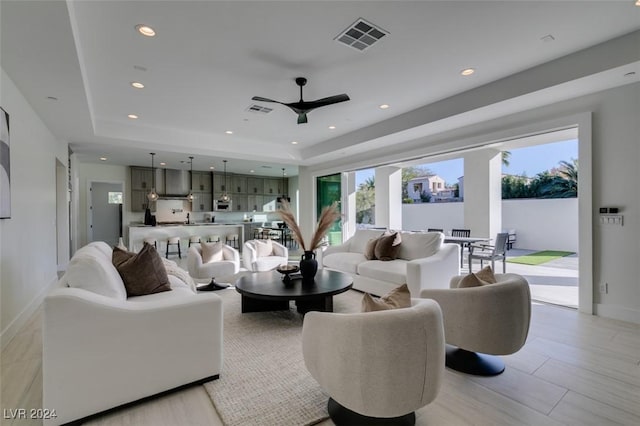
302 299 445 424
187 244 240 279
242 239 288 271
420 273 531 376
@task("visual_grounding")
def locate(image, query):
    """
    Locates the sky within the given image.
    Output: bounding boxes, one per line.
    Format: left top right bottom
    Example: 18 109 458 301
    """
355 139 578 187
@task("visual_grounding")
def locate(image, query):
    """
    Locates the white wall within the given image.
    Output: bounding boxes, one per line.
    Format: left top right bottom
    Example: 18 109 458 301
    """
0 69 68 348
402 198 578 252
402 202 465 233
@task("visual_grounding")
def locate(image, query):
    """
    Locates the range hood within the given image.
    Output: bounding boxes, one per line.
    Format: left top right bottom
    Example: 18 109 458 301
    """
158 169 190 199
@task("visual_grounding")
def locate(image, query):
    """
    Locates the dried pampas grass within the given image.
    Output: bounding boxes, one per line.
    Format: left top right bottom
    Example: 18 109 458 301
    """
277 200 340 251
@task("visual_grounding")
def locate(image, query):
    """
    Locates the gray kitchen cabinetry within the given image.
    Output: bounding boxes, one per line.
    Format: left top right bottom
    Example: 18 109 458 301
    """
247 195 264 212
131 167 153 190
247 177 264 195
131 189 155 212
263 178 280 195
192 192 212 212
191 171 212 192
231 175 247 194
262 195 278 212
232 195 248 212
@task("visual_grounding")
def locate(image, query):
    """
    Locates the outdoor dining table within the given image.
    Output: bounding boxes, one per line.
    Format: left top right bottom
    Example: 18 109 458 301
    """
444 235 491 267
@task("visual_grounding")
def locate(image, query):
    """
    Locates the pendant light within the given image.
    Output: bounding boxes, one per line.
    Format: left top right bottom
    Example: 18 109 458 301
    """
220 160 231 202
278 168 290 203
147 153 158 201
187 156 195 202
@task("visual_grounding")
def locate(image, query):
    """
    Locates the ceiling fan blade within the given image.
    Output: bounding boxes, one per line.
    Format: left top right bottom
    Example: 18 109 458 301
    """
252 96 281 103
297 112 308 124
304 94 350 109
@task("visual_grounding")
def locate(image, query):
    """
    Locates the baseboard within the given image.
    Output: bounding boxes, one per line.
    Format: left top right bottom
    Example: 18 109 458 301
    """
0 275 58 351
594 303 640 325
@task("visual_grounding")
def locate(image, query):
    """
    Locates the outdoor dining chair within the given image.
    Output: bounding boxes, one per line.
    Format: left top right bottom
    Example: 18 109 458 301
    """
468 232 509 273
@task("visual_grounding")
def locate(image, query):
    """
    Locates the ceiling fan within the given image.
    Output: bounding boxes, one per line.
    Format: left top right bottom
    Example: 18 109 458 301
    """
252 77 350 124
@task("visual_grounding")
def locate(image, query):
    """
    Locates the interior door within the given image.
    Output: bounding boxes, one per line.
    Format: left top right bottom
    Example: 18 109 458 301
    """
90 182 123 246
316 173 342 245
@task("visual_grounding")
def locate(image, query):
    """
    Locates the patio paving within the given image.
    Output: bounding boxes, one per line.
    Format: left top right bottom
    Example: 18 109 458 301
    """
466 248 579 308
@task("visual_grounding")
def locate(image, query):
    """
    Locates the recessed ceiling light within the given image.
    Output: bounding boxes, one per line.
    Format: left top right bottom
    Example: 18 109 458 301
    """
160 162 166 166
131 81 145 89
460 68 475 76
291 141 299 145
225 130 233 135
99 157 107 161
136 24 156 37
328 125 336 130
209 166 215 170
379 104 389 109
635 0 639 6
127 114 139 119
250 170 255 173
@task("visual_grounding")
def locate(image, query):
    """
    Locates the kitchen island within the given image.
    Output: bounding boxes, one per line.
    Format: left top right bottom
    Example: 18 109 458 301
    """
128 223 246 253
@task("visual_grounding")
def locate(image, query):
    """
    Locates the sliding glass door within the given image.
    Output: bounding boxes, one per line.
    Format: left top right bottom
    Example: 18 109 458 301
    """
316 173 342 245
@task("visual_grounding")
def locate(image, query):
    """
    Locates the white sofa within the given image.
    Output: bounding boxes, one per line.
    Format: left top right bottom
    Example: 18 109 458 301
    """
322 229 460 297
43 242 223 425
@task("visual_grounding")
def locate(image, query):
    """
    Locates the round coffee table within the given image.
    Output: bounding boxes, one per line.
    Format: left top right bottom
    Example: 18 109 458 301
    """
235 269 352 314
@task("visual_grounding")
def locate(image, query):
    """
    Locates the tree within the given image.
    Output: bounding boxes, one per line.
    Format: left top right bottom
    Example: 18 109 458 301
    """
502 151 511 167
539 159 578 198
356 177 375 224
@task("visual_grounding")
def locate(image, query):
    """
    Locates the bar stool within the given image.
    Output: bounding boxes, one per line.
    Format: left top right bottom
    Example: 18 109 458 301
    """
226 233 239 249
188 235 201 247
166 236 182 259
143 237 157 249
207 235 221 243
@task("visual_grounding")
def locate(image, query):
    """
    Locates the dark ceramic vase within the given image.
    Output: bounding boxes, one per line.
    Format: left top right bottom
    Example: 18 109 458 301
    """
299 251 318 281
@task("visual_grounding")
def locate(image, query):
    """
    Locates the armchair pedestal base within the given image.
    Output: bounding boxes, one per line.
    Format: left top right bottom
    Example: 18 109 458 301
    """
328 398 415 426
445 345 505 376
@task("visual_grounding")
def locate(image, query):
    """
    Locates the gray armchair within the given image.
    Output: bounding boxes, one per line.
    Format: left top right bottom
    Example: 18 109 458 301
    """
468 232 509 273
302 299 445 425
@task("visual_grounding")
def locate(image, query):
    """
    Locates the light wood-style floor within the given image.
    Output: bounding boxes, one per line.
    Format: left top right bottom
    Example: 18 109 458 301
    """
2 298 639 425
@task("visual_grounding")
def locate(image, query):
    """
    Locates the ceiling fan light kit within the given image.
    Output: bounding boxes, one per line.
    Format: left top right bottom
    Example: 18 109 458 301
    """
252 77 350 124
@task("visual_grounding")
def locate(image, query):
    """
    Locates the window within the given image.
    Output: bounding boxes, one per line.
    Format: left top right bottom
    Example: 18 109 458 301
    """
108 192 123 204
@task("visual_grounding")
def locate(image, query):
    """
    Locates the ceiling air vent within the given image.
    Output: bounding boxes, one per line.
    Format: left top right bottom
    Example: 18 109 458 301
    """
246 104 273 114
335 18 388 52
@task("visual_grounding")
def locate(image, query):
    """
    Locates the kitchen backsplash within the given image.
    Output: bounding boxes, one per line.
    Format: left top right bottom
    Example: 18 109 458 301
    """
152 199 280 224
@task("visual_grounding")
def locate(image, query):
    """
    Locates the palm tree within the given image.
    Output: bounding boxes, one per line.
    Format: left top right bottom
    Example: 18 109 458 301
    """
502 151 511 167
540 159 578 198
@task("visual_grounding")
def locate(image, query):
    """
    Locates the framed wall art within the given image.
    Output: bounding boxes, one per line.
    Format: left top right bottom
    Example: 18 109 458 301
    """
1 107 10 219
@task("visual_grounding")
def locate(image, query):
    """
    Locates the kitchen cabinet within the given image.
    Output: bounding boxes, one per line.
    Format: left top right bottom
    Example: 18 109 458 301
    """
232 195 248 212
191 192 212 212
231 175 247 194
131 189 155 212
263 178 280 195
262 195 278 212
213 172 228 193
247 177 264 195
191 171 212 192
247 195 264 212
131 167 153 190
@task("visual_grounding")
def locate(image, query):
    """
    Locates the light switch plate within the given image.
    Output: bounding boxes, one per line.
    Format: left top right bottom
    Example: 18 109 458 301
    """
599 214 623 226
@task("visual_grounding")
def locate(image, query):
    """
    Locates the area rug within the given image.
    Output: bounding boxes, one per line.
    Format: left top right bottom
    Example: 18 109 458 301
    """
203 287 362 426
507 250 574 265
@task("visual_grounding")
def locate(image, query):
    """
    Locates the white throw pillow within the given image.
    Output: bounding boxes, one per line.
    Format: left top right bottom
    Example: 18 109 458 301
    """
255 239 273 257
397 232 443 260
201 241 224 263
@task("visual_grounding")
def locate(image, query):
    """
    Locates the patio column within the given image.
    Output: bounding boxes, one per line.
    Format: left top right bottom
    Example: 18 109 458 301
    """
375 166 402 230
343 171 357 240
463 149 502 238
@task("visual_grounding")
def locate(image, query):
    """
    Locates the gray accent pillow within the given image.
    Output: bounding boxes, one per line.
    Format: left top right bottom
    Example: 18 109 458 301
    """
374 232 401 261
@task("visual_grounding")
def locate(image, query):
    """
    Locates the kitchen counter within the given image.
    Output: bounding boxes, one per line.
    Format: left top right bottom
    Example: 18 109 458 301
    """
128 223 246 252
